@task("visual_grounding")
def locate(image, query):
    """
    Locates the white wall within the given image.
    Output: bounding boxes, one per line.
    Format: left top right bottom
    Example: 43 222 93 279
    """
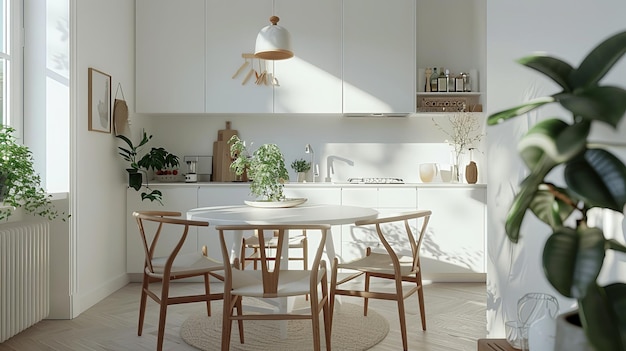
144 113 488 184
486 0 626 337
72 0 141 317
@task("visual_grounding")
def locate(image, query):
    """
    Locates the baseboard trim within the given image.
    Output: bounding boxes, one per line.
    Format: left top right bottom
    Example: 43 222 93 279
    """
74 274 129 318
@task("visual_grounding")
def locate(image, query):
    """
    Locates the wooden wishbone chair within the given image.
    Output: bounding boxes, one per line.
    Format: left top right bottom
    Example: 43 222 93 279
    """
217 223 332 351
133 211 243 351
329 210 432 351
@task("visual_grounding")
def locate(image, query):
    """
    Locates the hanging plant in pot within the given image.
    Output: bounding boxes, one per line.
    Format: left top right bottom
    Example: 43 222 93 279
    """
228 135 295 205
116 130 179 204
487 31 626 351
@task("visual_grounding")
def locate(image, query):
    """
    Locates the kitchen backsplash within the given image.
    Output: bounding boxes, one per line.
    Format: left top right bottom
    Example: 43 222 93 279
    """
141 113 487 184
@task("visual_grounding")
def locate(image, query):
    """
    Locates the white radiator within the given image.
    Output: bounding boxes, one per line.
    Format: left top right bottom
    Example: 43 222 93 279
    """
0 220 49 343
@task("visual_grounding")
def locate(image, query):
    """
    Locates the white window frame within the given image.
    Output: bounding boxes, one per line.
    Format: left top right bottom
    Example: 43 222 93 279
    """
1 0 23 138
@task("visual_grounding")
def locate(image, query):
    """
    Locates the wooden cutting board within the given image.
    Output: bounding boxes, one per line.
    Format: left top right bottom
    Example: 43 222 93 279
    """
212 121 239 182
218 121 238 142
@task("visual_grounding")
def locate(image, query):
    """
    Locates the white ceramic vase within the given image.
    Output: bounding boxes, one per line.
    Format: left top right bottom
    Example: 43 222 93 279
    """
554 311 593 351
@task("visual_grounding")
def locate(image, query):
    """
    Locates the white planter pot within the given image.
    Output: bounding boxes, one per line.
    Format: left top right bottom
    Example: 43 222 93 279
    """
297 172 306 182
554 311 594 351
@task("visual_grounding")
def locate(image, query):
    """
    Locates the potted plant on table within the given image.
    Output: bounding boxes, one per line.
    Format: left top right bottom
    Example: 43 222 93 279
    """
228 135 289 202
0 125 69 221
116 130 179 204
291 158 311 182
487 31 626 350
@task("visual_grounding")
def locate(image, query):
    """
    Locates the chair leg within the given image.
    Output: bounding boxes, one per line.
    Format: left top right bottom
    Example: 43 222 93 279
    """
395 278 409 351
329 257 339 329
416 270 427 330
303 237 309 301
137 274 150 336
253 248 259 270
235 296 245 343
156 279 171 351
310 283 321 351
222 293 234 351
203 273 211 316
321 270 332 351
363 272 371 316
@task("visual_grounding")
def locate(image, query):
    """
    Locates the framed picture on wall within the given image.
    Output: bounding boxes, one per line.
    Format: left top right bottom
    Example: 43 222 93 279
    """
88 67 112 133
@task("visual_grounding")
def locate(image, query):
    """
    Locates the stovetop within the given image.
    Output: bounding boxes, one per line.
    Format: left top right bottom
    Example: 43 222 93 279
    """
347 177 405 184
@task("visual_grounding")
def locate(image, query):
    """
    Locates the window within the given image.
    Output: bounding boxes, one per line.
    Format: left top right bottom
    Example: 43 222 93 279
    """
2 0 69 193
0 0 21 131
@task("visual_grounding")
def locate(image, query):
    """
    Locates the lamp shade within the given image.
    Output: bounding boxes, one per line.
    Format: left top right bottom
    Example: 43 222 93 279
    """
254 16 293 60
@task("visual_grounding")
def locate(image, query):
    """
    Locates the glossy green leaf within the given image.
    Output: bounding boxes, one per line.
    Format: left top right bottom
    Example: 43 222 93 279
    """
570 30 626 88
505 157 557 243
558 87 626 127
487 97 554 125
529 184 577 229
605 283 626 349
518 118 587 169
564 148 626 211
543 226 605 299
608 239 626 254
518 54 574 91
579 283 626 351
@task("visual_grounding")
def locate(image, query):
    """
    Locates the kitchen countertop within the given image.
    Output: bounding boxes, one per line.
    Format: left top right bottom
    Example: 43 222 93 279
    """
143 181 487 188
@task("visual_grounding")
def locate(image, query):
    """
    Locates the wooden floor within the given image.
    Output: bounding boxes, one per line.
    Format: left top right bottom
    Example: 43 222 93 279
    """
0 281 486 351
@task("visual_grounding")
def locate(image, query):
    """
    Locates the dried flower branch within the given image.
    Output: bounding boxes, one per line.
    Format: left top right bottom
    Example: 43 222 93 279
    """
432 112 484 180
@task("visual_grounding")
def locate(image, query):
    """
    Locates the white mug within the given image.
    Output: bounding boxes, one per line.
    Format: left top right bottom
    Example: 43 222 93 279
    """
419 163 439 183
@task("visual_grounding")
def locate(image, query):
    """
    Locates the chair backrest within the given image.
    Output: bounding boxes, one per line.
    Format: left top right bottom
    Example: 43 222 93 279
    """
133 211 209 276
216 223 330 297
354 210 432 274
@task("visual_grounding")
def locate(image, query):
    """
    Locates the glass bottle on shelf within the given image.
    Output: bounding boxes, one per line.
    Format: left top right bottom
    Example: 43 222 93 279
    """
437 67 447 92
464 72 471 92
454 72 465 92
430 67 438 92
447 69 455 92
455 73 465 92
424 68 432 92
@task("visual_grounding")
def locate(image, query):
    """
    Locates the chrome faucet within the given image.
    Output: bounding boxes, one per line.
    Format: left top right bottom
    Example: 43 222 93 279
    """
325 155 354 182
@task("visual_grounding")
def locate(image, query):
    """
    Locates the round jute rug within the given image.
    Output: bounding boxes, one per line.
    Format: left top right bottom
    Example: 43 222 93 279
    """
180 302 389 351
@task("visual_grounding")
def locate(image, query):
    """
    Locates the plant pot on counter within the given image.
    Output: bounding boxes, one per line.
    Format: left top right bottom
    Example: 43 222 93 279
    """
555 311 593 351
297 172 306 182
127 168 142 191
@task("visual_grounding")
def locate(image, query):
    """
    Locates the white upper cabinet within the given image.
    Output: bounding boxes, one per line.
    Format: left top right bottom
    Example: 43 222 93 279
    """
205 0 273 113
272 0 342 113
342 0 416 114
136 0 206 113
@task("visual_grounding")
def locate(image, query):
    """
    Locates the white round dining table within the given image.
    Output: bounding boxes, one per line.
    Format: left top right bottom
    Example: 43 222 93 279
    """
186 203 378 338
187 203 379 265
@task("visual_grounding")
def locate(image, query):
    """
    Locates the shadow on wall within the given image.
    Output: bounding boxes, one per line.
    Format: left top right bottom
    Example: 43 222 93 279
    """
340 222 482 274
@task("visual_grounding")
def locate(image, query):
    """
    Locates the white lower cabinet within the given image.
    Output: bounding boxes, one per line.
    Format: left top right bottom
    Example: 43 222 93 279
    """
341 187 418 265
417 187 486 277
126 186 200 280
126 184 486 282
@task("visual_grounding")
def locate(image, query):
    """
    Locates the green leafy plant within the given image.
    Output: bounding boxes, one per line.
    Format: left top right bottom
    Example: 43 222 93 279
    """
488 30 626 351
228 135 289 201
116 130 179 204
291 158 311 173
0 125 69 221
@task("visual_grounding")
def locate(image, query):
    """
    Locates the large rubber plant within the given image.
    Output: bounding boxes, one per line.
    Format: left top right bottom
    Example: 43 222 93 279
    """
488 30 626 350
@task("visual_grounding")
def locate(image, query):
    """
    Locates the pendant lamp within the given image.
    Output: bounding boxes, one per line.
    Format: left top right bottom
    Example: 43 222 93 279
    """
254 16 293 60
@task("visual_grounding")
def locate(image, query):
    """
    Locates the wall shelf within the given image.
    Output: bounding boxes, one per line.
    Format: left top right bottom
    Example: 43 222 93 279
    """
416 92 481 96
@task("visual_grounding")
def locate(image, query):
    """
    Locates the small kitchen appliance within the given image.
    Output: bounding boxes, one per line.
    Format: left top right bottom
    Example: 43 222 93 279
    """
185 160 198 183
184 155 212 182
